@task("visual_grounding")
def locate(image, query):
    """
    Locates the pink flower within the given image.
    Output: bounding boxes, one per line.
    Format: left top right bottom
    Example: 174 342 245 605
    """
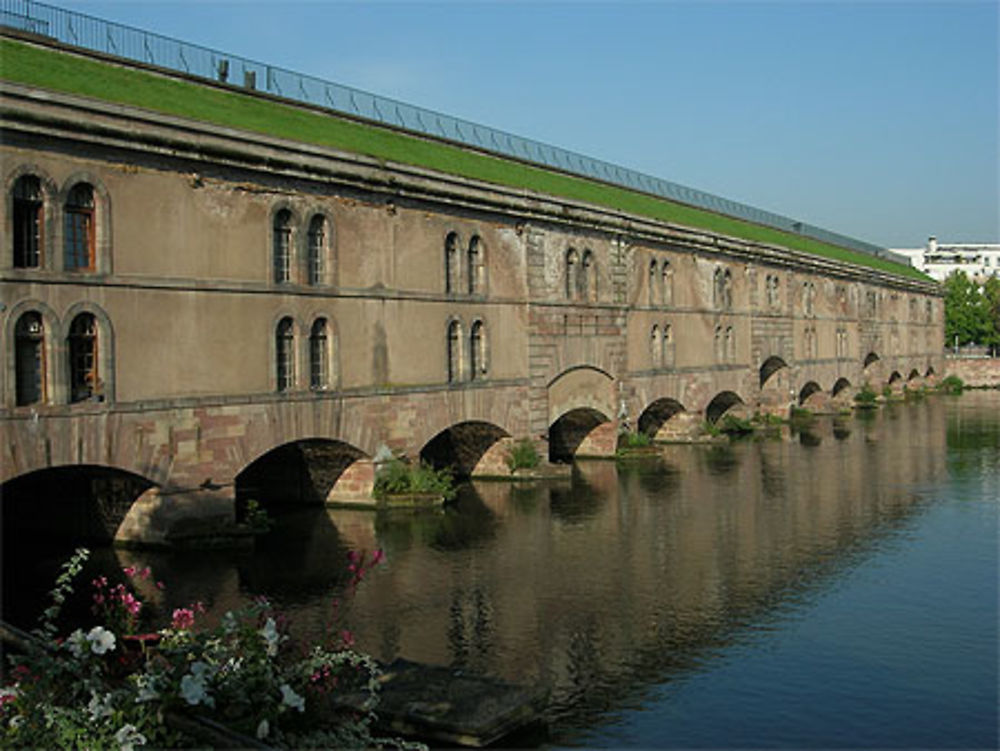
340 629 355 647
155 581 166 590
371 549 385 566
171 608 195 630
123 566 136 578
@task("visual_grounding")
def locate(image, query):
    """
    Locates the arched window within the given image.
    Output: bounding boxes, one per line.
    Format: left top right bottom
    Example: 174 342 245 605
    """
276 317 295 392
445 232 460 294
13 175 43 269
447 319 462 383
15 312 44 406
661 260 673 306
565 249 579 300
725 326 734 361
68 313 98 402
648 260 658 306
469 320 487 380
273 209 292 283
723 270 733 310
581 250 596 301
467 235 483 295
714 325 723 362
307 214 326 286
663 323 675 367
64 183 94 271
309 318 328 390
650 325 662 368
713 267 723 308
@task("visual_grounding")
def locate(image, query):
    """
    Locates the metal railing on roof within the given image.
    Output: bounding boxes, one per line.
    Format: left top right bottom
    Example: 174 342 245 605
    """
2 0 905 264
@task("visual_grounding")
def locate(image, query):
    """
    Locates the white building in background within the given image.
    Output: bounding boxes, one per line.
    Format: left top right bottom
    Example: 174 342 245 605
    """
892 237 1000 283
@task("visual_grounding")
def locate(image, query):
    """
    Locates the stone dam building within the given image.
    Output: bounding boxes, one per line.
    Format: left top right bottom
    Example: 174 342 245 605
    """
0 27 943 548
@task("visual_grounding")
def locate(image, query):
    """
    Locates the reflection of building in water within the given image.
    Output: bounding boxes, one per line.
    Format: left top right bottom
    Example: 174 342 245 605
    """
332 404 948 717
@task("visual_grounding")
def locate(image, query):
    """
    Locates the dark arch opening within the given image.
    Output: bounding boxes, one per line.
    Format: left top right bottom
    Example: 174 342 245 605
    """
798 381 822 405
419 421 510 478
864 352 880 368
832 377 852 397
235 439 366 516
925 366 936 377
888 371 903 384
908 369 921 381
2 465 155 629
759 356 788 388
706 391 744 424
637 398 686 436
548 407 609 462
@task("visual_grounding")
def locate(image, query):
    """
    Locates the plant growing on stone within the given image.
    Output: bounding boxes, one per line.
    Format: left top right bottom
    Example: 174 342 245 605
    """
506 438 541 471
854 383 878 407
374 458 455 500
939 375 965 394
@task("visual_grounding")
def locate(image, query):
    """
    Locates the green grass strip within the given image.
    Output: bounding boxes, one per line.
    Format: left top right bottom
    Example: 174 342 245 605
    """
1 37 927 281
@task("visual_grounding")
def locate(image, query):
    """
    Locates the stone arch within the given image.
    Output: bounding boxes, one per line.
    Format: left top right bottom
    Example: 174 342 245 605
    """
548 407 612 462
798 381 822 405
419 421 511 478
235 438 369 513
888 371 903 385
759 355 788 388
907 369 921 381
706 391 744 424
637 397 685 437
832 377 852 397
546 365 616 427
5 163 59 271
925 366 936 377
863 351 880 368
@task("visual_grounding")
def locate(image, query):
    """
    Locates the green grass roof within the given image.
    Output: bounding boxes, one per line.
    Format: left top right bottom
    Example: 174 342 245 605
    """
1 36 928 282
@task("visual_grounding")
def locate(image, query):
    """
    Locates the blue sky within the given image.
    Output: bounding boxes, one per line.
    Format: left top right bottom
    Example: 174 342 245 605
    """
59 1 998 249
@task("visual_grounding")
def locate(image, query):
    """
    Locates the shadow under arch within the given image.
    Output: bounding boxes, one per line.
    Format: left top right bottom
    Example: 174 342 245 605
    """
419 421 511 478
925 366 936 377
638 398 686 436
759 356 788 388
864 352 880 368
832 377 852 397
706 391 745 424
798 381 822 405
888 371 903 385
908 369 921 381
548 407 610 462
235 438 367 516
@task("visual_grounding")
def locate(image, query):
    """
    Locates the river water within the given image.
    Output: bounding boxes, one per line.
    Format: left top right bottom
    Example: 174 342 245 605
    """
9 391 999 748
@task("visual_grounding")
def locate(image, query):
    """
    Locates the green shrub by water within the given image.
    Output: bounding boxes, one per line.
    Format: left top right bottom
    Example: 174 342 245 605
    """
854 383 878 407
506 438 541 471
374 459 455 500
939 375 965 394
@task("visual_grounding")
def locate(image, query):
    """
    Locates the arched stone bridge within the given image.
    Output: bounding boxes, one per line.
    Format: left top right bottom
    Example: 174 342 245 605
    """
0 41 943 547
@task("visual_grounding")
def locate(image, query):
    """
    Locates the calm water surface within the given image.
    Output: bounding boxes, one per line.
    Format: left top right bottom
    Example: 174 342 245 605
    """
9 392 999 748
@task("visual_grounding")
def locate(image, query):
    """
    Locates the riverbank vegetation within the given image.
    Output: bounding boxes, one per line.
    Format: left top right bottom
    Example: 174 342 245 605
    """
0 548 419 750
944 272 1000 354
373 459 455 502
506 439 541 472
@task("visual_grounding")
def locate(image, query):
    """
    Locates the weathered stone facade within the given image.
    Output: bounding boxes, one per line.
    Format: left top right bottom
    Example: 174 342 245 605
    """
0 42 943 544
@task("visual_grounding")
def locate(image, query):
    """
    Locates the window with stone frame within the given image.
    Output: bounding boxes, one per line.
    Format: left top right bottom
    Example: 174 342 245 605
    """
661 260 673 306
650 324 662 367
276 317 295 392
307 214 326 286
565 248 579 300
13 175 43 269
581 250 596 301
467 235 484 295
15 311 45 406
309 318 329 390
64 183 95 271
68 313 98 402
469 319 487 380
648 260 658 306
447 319 463 383
445 232 460 294
273 209 293 283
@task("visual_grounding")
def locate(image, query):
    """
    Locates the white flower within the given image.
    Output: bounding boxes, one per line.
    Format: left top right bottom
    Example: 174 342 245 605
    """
279 683 305 713
114 723 147 751
87 691 114 720
260 617 280 657
179 672 213 707
65 628 87 658
86 625 116 655
132 673 159 703
256 718 270 739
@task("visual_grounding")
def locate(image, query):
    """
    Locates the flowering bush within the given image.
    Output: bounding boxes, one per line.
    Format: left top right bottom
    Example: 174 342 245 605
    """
1 547 419 749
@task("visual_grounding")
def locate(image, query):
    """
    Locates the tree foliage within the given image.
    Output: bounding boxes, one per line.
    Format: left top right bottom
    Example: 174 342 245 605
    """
943 271 999 351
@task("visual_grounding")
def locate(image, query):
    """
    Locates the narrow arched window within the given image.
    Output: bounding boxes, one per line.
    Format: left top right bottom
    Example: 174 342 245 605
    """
713 267 723 308
447 320 462 383
714 325 723 362
309 318 328 390
663 323 675 367
307 215 326 286
64 183 94 271
445 232 460 294
648 260 658 306
13 175 43 269
273 209 292 283
469 320 486 380
661 260 673 306
565 249 579 300
723 270 733 310
276 317 295 392
68 313 98 402
651 325 661 368
725 326 735 361
468 235 483 295
582 250 596 301
15 312 45 406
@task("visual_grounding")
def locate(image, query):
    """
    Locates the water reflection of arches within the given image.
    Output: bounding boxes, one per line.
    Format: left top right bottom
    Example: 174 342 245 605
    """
706 391 744 424
235 438 367 514
798 381 822 406
832 377 852 397
638 397 685 436
759 356 788 388
419 421 510 477
548 407 611 462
